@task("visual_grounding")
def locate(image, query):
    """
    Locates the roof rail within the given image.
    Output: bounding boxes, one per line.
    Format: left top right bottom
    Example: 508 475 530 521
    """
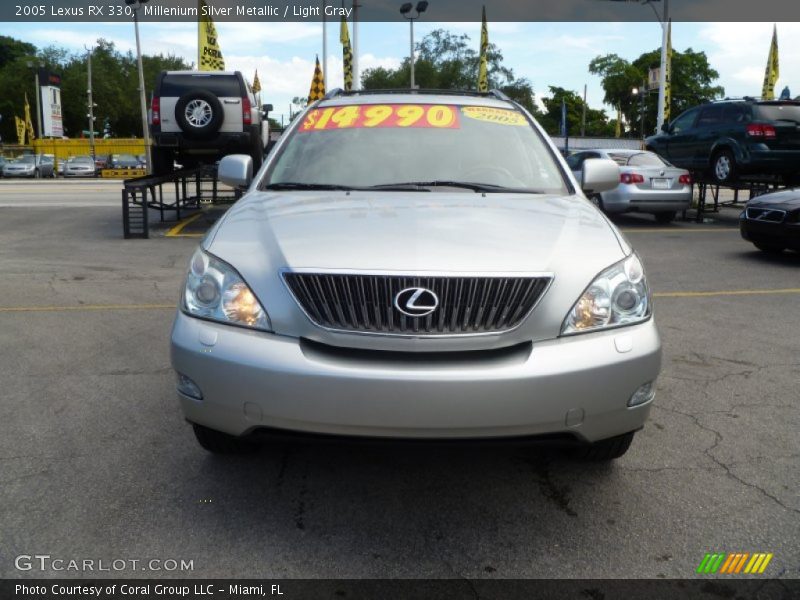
318 88 514 100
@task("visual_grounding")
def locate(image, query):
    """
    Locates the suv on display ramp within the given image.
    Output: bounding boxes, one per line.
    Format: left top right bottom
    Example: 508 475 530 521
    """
646 99 800 185
170 90 662 461
150 70 268 175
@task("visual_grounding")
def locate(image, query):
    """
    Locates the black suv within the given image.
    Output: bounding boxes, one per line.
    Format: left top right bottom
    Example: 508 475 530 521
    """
645 99 800 185
150 71 269 175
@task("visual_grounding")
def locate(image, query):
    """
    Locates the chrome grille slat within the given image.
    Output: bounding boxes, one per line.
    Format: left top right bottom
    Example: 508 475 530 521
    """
284 273 551 336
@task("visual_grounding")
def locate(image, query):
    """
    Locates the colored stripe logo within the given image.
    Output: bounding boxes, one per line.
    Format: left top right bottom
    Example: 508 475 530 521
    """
697 553 773 574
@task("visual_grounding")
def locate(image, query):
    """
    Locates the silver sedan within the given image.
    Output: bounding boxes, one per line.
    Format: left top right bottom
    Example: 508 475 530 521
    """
63 156 98 178
2 154 55 178
567 149 692 223
170 92 662 460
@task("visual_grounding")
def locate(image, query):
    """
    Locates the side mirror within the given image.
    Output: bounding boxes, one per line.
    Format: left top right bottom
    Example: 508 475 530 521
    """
661 122 670 133
262 103 273 114
218 154 253 189
581 158 619 194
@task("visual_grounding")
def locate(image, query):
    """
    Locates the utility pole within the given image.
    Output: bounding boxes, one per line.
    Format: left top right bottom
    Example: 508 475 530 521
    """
322 1 327 90
581 84 587 137
352 0 360 89
85 46 96 159
656 0 669 133
400 2 428 89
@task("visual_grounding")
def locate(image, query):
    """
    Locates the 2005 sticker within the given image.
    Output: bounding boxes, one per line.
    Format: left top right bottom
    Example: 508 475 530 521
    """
460 106 528 126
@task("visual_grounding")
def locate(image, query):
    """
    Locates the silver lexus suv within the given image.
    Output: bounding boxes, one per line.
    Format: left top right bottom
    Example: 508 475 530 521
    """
170 90 662 460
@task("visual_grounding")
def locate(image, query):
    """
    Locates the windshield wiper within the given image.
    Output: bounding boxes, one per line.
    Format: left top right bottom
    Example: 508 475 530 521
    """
264 182 357 191
370 180 544 193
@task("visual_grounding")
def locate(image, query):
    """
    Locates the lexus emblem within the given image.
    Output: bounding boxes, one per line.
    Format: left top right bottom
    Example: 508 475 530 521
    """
394 287 439 317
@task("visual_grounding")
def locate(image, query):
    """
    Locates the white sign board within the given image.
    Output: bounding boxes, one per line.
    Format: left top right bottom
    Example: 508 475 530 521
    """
40 85 63 138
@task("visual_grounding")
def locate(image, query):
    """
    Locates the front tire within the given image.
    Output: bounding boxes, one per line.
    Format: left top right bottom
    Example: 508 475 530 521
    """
569 432 635 461
710 149 737 185
588 193 604 212
192 424 259 454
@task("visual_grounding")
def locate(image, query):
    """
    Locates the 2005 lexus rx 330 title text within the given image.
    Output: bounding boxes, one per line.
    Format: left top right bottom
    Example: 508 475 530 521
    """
170 90 662 460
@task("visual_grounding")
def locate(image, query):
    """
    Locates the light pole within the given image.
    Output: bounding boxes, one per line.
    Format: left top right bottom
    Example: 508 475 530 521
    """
26 61 43 139
85 45 96 158
125 0 152 174
601 0 669 132
632 81 646 140
399 1 428 89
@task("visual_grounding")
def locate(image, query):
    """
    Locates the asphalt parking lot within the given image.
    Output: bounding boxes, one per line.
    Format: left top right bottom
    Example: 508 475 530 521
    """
1 179 798 580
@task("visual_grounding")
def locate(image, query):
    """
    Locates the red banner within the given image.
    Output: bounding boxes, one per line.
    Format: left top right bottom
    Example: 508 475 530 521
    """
299 104 460 132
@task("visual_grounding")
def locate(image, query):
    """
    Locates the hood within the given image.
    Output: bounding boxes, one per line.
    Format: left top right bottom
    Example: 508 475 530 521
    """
207 191 627 274
747 188 800 210
201 191 632 347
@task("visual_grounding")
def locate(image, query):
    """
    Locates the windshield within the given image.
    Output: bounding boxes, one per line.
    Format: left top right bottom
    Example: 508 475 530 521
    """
263 103 568 194
17 156 35 164
756 103 800 123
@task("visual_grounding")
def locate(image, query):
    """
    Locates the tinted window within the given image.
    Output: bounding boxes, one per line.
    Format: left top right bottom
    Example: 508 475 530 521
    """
266 103 567 193
722 104 749 124
755 103 800 123
627 152 668 167
696 105 723 127
671 109 698 133
160 74 241 97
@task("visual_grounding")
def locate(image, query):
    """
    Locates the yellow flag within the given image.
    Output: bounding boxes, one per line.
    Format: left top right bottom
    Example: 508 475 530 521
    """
252 70 261 94
15 116 26 145
198 0 225 71
308 55 326 104
24 93 35 142
761 24 779 100
664 20 672 123
340 17 353 91
477 6 489 92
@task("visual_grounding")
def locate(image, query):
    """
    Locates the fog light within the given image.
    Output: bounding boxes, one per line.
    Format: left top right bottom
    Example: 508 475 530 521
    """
176 373 203 400
628 381 656 407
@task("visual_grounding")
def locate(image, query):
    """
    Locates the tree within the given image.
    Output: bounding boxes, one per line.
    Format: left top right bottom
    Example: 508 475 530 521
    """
361 29 539 115
0 36 189 142
590 48 724 137
539 86 614 137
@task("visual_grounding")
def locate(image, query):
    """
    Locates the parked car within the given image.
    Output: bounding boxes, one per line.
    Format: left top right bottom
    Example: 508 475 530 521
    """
740 188 800 253
567 149 692 223
2 154 55 178
150 70 268 175
57 156 74 177
93 154 110 170
646 99 800 185
171 90 662 461
0 156 8 177
63 155 99 177
110 154 141 169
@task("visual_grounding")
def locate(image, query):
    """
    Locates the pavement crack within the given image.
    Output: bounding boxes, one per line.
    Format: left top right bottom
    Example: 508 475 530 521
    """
523 455 577 517
654 404 800 516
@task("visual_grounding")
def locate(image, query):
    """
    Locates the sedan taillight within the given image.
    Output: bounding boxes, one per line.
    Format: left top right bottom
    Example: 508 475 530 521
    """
678 174 693 185
620 173 644 184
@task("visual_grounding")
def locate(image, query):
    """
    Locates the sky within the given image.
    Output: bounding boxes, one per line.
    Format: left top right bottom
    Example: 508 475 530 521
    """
2 19 798 126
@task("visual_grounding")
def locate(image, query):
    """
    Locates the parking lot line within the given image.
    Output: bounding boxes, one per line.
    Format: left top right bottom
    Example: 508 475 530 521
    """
654 288 800 298
0 303 174 313
620 227 739 233
166 213 204 238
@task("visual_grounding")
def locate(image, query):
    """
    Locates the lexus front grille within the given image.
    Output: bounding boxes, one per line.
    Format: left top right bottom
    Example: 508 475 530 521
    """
283 272 552 336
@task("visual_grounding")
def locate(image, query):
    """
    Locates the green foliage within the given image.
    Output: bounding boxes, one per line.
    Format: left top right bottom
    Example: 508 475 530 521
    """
361 29 538 115
0 36 190 143
590 47 724 136
539 86 615 137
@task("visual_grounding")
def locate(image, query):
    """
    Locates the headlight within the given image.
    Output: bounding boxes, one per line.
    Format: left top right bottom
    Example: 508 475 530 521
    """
182 248 271 331
561 253 651 335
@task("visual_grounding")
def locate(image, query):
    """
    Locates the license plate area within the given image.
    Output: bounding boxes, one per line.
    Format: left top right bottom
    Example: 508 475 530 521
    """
651 178 671 189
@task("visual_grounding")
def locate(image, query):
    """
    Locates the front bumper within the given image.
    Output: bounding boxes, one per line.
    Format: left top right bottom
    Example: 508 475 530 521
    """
740 212 800 249
170 311 662 443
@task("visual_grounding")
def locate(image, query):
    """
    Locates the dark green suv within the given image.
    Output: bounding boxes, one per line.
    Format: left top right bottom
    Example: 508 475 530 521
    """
645 99 800 185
